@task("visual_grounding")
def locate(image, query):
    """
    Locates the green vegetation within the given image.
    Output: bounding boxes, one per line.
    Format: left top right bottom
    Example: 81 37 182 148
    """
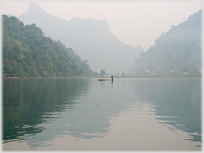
130 10 201 77
19 2 142 74
3 15 94 77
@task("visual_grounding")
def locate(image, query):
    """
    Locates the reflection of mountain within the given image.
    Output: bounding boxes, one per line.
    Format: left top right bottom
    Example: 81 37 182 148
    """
3 78 90 143
4 78 201 149
130 78 201 142
4 78 135 148
23 79 139 148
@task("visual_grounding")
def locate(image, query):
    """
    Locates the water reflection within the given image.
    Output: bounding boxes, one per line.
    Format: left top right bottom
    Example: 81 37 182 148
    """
130 78 201 143
4 78 131 148
3 78 201 150
3 78 90 143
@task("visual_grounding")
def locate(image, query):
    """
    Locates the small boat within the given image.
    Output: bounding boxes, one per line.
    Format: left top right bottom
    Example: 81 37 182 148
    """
98 79 111 81
98 76 114 82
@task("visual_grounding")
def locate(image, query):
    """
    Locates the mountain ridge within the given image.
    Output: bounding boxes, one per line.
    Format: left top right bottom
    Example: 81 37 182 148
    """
3 15 93 77
129 10 202 76
19 2 142 74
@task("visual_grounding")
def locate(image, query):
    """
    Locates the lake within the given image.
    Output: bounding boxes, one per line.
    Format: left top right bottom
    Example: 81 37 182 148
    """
3 77 201 151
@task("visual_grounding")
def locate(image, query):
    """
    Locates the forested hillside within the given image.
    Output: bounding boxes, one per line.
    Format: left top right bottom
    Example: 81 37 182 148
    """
3 15 93 77
129 10 202 76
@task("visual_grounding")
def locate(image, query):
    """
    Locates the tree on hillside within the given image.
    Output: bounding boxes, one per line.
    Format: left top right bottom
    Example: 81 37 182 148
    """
3 15 94 77
130 10 201 77
100 69 106 76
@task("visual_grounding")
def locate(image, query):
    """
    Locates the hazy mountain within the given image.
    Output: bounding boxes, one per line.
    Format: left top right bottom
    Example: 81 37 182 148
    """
19 2 142 74
3 15 93 77
129 10 202 76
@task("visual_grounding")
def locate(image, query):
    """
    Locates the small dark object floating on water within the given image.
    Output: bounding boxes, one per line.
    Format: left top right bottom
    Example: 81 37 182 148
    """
98 79 111 81
98 76 114 82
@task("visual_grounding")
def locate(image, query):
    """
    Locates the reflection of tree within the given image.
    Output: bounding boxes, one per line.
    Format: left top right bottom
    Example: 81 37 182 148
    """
4 78 201 149
4 78 133 147
3 78 89 143
132 78 201 142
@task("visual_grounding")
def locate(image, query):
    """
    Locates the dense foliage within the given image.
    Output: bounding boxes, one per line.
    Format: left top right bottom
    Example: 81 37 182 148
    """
3 15 93 77
130 10 202 76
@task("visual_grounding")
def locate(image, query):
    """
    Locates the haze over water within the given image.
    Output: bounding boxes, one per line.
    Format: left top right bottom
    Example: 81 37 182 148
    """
3 78 201 151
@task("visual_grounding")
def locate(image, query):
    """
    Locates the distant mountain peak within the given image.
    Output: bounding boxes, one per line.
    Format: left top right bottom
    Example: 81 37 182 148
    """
28 2 45 13
19 3 140 73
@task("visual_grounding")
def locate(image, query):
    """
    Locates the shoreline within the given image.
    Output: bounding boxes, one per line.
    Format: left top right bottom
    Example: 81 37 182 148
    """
3 76 201 79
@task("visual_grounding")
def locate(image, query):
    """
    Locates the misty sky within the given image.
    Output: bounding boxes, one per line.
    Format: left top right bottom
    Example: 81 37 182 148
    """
1 0 202 51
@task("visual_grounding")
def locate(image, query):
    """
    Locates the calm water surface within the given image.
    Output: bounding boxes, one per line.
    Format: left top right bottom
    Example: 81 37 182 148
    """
3 78 201 151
